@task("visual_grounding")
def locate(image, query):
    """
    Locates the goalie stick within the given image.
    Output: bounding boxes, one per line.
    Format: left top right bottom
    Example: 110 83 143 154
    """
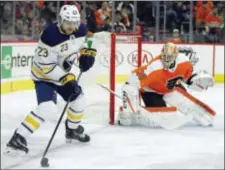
97 83 136 113
97 83 123 99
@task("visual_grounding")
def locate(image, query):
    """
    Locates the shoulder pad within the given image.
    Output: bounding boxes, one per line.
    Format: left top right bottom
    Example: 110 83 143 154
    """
40 23 70 47
74 23 87 38
144 59 163 76
176 54 189 64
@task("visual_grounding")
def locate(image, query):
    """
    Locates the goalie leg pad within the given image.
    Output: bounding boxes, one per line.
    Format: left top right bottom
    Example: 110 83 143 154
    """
163 88 216 126
139 107 192 130
118 106 140 126
118 83 139 126
121 83 139 113
67 94 86 129
118 106 191 130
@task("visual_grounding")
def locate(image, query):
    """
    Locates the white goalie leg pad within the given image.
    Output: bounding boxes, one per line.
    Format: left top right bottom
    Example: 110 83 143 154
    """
121 83 139 113
118 83 140 126
139 107 193 130
67 93 86 129
17 101 58 138
118 106 192 130
163 88 216 126
127 73 140 89
117 107 138 126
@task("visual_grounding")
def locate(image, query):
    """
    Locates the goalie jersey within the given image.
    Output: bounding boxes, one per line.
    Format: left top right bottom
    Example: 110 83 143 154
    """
31 23 87 85
133 55 194 94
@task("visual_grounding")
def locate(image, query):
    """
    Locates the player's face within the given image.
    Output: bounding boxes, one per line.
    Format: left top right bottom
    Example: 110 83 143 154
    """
62 20 79 34
162 54 176 68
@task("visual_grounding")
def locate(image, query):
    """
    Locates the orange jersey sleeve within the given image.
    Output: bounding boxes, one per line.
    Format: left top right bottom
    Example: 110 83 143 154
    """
132 56 161 82
176 60 193 80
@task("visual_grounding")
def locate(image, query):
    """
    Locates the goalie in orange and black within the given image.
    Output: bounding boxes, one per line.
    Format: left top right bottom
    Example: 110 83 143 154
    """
118 42 216 128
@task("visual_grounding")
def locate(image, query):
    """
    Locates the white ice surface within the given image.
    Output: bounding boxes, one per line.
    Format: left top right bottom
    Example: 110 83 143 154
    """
1 84 224 169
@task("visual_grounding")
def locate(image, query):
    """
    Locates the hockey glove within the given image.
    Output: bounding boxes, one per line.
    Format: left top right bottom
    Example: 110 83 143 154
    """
79 48 97 72
166 76 183 90
59 73 82 100
186 70 214 92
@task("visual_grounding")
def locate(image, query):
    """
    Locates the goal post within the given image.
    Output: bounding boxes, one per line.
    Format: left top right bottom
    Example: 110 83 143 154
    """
109 33 142 124
71 32 142 125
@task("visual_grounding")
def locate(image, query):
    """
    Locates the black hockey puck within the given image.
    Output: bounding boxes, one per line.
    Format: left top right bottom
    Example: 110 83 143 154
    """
41 157 49 167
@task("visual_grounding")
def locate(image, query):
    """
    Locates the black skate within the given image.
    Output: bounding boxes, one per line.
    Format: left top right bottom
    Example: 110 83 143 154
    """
65 120 90 143
5 130 29 154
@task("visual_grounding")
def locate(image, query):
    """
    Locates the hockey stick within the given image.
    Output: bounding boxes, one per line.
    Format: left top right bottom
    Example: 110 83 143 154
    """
40 72 83 167
97 83 122 99
97 83 137 113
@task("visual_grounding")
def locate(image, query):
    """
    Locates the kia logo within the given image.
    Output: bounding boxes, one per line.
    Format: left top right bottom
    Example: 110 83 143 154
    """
127 50 153 67
99 50 124 68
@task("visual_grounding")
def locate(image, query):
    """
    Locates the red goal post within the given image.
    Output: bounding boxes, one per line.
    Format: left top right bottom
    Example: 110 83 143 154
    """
109 33 142 125
76 32 142 125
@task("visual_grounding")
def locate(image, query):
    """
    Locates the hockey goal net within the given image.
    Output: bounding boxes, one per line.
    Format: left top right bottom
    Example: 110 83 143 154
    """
71 32 142 125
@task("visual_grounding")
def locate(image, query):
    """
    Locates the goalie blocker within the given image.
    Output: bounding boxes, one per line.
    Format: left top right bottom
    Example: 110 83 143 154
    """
118 42 215 129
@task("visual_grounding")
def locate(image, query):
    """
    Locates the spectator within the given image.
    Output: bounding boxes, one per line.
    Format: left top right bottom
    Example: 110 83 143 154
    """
117 1 134 28
166 29 183 43
121 8 131 28
205 8 222 28
117 1 134 14
117 1 134 19
15 2 34 21
95 2 111 26
0 1 223 43
166 2 179 31
101 16 111 31
195 1 213 26
22 23 30 40
86 2 98 33
40 1 57 25
112 10 127 33
32 20 42 40
0 2 4 18
36 1 44 7
204 7 223 42
1 2 13 34
15 19 24 35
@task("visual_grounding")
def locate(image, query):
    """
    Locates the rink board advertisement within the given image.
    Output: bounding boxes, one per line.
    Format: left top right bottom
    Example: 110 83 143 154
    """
1 40 224 94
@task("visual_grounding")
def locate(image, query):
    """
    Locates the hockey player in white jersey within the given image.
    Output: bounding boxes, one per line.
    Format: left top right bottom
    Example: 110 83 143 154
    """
6 5 96 154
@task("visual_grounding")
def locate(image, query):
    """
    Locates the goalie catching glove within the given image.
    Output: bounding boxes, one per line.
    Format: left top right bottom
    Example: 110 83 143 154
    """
79 48 97 72
186 70 214 92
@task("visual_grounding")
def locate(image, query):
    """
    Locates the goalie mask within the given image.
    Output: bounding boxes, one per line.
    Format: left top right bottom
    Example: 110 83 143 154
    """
59 5 81 34
161 42 179 69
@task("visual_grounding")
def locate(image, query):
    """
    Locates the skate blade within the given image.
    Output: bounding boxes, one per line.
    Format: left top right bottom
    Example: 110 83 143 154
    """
66 139 72 143
65 139 80 144
3 147 26 157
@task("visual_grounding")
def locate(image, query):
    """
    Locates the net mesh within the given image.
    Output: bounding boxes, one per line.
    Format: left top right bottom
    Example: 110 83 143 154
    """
69 32 141 125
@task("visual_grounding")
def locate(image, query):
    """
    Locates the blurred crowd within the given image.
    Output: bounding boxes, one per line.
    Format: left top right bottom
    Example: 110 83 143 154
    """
164 1 225 43
0 1 224 43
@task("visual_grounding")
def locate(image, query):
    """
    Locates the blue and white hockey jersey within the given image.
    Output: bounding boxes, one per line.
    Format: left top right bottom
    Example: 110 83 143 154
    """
31 23 87 85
